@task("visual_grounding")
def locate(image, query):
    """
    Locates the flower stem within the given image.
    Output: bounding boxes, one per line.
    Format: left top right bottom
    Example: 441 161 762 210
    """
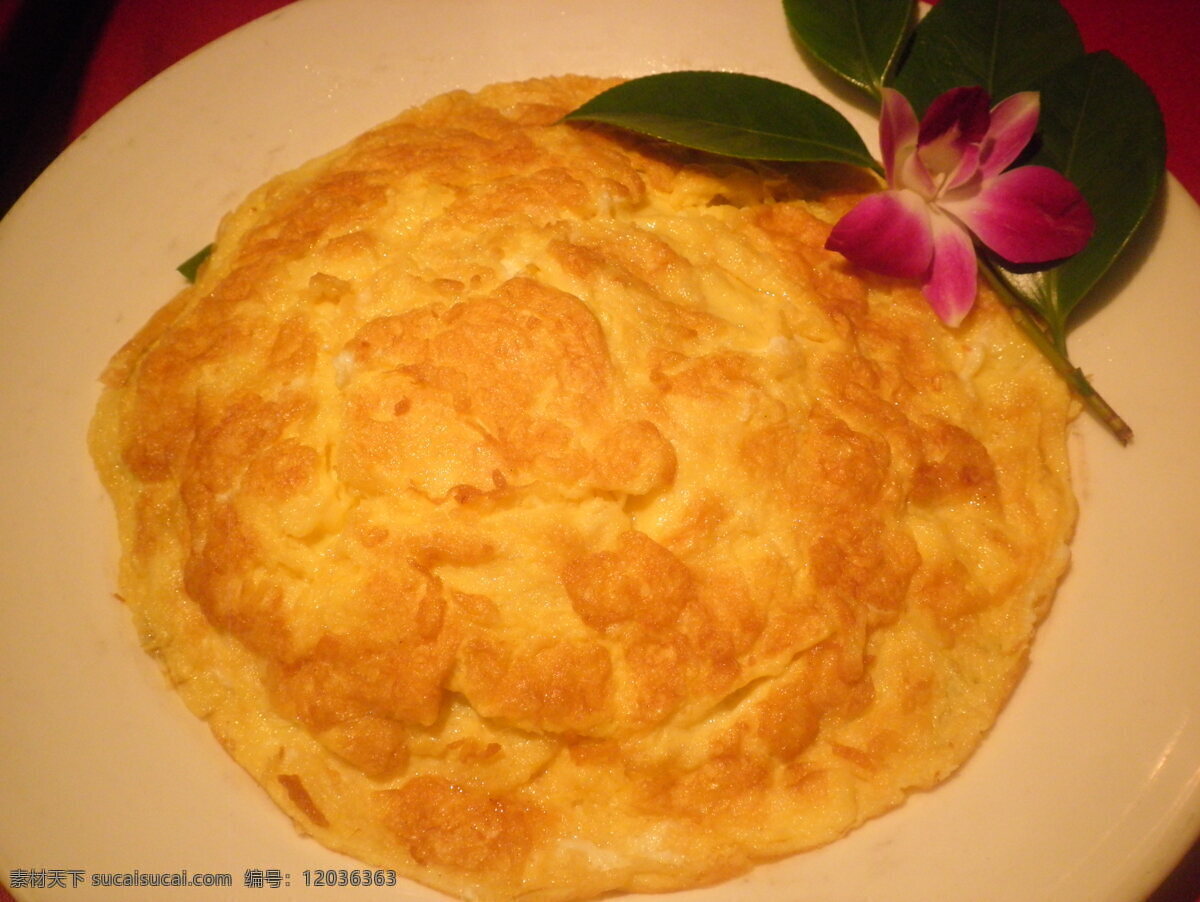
979 263 1133 444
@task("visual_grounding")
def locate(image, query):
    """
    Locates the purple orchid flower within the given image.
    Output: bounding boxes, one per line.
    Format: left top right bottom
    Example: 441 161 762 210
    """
825 86 1095 326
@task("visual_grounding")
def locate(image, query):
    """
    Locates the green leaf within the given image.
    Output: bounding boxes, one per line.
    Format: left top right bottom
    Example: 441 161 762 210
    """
993 51 1166 336
892 0 1084 113
564 71 881 173
782 0 914 101
177 243 213 283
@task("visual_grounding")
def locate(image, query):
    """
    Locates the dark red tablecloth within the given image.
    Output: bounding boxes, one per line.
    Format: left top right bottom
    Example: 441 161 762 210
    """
1 2 1198 901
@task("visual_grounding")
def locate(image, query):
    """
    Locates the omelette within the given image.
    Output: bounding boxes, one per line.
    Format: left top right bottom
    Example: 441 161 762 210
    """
89 76 1077 900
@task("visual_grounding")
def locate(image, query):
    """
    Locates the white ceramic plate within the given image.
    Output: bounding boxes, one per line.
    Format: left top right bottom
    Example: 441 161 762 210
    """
2 1 1198 900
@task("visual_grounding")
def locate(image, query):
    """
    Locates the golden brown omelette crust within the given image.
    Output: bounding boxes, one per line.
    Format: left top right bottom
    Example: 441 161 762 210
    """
90 76 1076 900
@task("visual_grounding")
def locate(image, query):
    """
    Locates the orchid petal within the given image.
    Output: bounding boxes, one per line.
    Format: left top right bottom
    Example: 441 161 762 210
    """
880 88 917 182
979 91 1040 177
917 86 990 183
825 190 933 280
880 88 933 195
942 142 983 193
944 165 1095 263
922 213 978 327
